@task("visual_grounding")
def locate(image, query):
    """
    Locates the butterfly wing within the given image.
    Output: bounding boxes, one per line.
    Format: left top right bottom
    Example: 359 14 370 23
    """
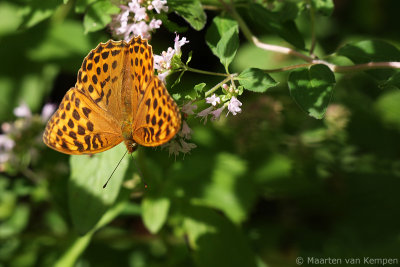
124 37 181 146
76 40 128 122
132 76 181 146
43 88 123 155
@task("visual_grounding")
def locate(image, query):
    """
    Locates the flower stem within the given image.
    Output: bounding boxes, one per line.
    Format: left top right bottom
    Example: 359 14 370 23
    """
185 66 229 77
205 76 232 97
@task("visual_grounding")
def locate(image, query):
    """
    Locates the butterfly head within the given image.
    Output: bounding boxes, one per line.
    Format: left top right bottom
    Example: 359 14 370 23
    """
124 139 138 153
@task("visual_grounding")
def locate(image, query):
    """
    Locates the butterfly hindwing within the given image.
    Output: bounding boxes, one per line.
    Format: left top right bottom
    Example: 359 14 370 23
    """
43 88 122 155
132 76 181 146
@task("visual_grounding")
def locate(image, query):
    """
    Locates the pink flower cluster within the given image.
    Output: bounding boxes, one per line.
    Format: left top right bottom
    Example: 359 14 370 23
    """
110 0 168 40
154 34 189 83
197 93 243 123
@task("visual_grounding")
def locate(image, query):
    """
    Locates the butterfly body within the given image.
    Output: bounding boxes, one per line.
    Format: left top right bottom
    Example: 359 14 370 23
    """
43 37 181 155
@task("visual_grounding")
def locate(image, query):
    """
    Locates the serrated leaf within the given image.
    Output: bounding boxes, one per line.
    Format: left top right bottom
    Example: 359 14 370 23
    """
311 0 334 16
142 197 170 234
288 64 335 119
337 40 400 81
206 16 239 70
237 68 278 93
169 0 206 31
69 143 129 234
248 3 305 50
83 0 120 34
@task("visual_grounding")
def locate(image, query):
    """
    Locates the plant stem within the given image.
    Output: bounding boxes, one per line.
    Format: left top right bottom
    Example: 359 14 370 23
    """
205 76 233 97
333 61 400 73
307 0 317 57
185 66 229 77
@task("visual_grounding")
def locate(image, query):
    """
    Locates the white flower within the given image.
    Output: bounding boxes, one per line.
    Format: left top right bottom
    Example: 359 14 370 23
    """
179 121 192 139
154 47 175 71
182 102 197 115
149 19 162 30
157 70 170 84
206 94 221 106
164 140 181 157
197 106 213 124
41 103 56 121
179 139 196 154
174 34 189 55
211 106 225 121
227 96 242 116
0 135 15 151
0 134 15 164
133 6 147 21
152 0 168 13
14 102 31 118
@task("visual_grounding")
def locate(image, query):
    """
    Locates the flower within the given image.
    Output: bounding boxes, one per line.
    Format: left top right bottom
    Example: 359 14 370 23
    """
149 19 162 30
165 140 181 157
110 0 169 41
41 103 56 121
14 102 31 118
179 139 196 154
0 134 15 164
211 106 226 121
227 96 242 116
182 102 197 115
179 121 192 139
206 94 221 106
154 35 189 82
197 106 213 124
151 0 168 13
174 34 189 55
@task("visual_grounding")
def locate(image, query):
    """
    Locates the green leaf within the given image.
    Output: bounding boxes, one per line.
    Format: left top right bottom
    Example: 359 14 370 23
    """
288 64 336 119
169 0 206 31
83 0 120 34
206 16 239 70
69 144 129 234
337 40 400 81
248 3 305 50
375 90 400 131
142 197 170 234
0 2 23 36
196 153 254 224
311 0 334 16
19 0 61 29
194 83 206 96
237 68 278 93
75 0 97 13
183 206 258 267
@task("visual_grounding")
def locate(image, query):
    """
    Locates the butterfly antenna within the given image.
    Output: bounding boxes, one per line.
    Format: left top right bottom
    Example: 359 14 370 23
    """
131 155 148 189
103 149 129 188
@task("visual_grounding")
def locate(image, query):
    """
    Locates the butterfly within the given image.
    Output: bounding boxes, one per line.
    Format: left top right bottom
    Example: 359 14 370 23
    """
43 37 181 155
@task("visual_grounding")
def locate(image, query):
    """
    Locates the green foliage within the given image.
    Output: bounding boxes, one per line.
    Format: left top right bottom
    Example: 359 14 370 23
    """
83 0 120 33
69 143 129 234
248 3 305 49
237 68 278 93
168 0 207 30
288 64 335 119
206 16 239 71
1 0 400 266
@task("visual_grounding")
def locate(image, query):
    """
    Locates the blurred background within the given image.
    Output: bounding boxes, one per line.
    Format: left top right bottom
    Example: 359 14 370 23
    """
1 0 400 266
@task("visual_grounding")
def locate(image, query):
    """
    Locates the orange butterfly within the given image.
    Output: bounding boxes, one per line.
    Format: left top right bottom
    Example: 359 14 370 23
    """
43 37 181 155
